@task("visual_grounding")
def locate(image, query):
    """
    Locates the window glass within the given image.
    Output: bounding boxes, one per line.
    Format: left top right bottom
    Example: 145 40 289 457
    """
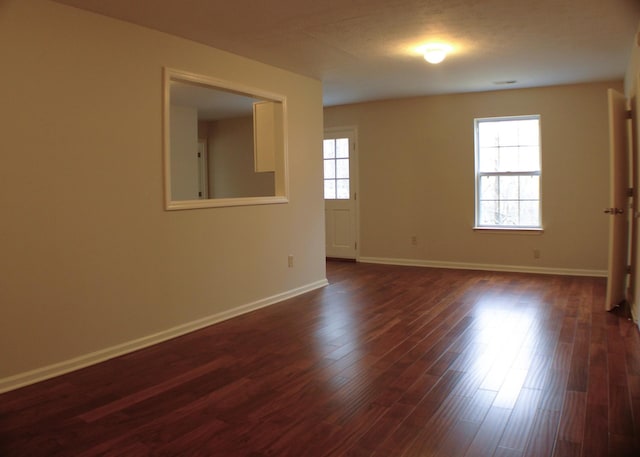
336 179 350 199
324 160 335 179
336 138 349 158
324 179 336 199
475 116 541 229
336 159 349 179
323 139 336 159
323 137 351 200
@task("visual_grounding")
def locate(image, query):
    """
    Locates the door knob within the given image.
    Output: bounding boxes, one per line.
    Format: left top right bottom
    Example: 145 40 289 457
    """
604 207 624 214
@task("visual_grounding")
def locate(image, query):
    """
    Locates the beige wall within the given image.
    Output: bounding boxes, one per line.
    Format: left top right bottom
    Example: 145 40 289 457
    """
325 81 620 273
170 104 199 200
208 117 275 198
0 0 325 386
624 22 640 98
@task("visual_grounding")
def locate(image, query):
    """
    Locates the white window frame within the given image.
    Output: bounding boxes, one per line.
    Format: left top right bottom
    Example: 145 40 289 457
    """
474 115 542 230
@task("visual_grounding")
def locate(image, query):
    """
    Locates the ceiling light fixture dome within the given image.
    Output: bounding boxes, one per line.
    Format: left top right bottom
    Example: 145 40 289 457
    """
423 45 448 64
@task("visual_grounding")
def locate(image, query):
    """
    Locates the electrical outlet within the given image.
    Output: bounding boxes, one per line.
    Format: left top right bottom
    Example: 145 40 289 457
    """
533 249 541 259
411 235 418 246
288 255 294 268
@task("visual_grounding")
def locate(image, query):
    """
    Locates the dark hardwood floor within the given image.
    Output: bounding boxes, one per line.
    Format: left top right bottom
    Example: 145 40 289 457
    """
2 261 640 456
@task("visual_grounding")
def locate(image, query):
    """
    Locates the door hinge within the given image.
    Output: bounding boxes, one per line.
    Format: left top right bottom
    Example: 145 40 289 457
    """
354 192 357 200
627 265 632 274
626 109 633 120
628 188 634 198
198 191 202 197
197 152 201 157
355 241 358 250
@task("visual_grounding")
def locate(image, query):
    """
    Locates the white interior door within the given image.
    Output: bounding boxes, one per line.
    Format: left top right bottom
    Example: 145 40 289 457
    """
632 77 640 325
605 88 630 310
629 78 640 310
324 129 357 259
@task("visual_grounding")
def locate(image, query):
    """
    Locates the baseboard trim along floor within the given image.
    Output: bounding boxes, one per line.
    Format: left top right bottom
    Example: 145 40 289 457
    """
0 278 329 394
359 256 607 278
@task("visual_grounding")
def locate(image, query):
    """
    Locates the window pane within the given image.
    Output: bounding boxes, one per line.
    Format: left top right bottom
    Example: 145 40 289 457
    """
498 147 519 171
519 176 539 200
499 201 518 225
499 176 519 200
336 159 349 178
479 201 498 225
324 180 335 199
498 122 519 146
479 122 500 147
479 175 498 200
519 201 540 226
336 179 350 199
323 139 335 159
479 147 498 172
518 119 539 146
324 159 335 179
518 146 540 171
336 138 349 158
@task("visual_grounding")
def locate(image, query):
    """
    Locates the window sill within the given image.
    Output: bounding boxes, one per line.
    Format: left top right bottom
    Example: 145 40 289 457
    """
473 227 544 235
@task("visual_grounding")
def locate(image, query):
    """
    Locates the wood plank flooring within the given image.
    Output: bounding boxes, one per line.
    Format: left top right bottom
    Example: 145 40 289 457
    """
1 261 640 456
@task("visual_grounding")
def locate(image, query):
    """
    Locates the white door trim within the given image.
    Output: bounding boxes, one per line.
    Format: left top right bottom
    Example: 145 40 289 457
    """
324 126 360 260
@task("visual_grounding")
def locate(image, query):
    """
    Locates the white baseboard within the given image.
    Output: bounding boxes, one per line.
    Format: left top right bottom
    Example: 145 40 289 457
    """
358 256 607 277
0 279 329 394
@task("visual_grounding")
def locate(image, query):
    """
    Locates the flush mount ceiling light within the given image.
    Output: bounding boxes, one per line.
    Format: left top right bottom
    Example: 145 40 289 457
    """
423 45 448 64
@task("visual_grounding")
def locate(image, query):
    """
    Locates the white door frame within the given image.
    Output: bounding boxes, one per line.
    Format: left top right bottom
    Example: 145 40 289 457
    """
631 76 640 327
324 126 360 260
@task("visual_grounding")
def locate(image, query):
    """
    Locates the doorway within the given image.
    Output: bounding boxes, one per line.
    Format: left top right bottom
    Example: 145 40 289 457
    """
324 128 358 260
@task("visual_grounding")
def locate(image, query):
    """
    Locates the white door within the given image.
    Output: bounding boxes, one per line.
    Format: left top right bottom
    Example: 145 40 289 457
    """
629 79 640 307
605 88 630 310
324 129 358 259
